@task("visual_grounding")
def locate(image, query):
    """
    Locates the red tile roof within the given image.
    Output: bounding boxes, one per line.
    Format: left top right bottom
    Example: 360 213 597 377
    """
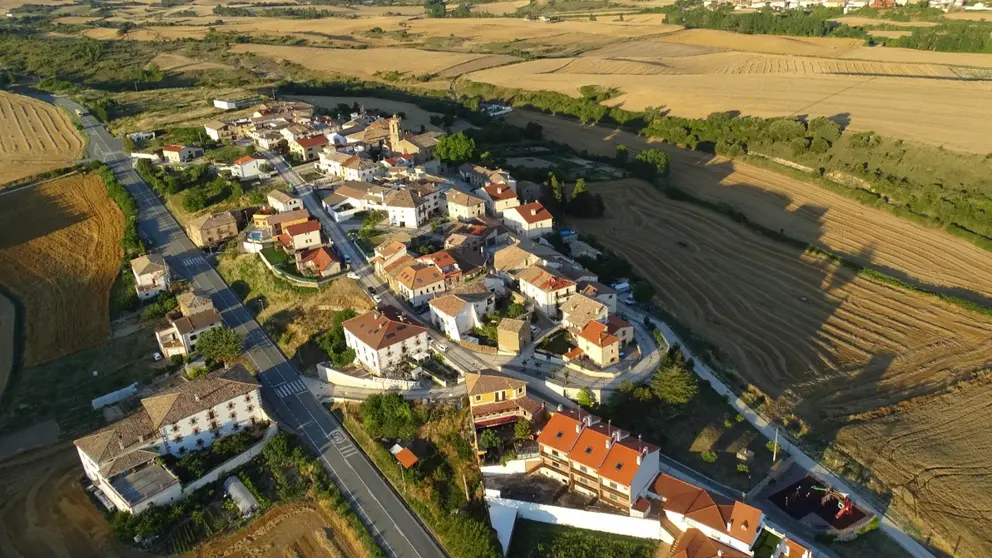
578 321 620 348
299 246 339 271
392 446 419 469
484 184 517 201
563 346 584 360
670 528 750 558
536 411 583 455
567 424 613 470
651 474 763 545
341 311 427 350
296 135 328 148
162 144 185 152
509 201 552 224
284 220 321 236
598 438 646 487
233 155 257 165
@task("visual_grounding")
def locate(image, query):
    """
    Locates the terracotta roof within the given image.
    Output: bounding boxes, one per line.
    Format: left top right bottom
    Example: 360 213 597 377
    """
233 155 258 165
384 189 417 209
465 369 527 396
567 424 613 470
73 410 157 468
670 528 750 558
563 346 585 360
561 294 607 328
507 201 552 225
536 411 583 455
295 135 328 148
141 365 258 429
322 150 356 164
267 189 296 204
783 538 811 558
177 290 213 316
493 244 540 273
384 254 416 279
391 445 419 469
483 183 517 201
203 120 227 130
130 253 167 276
262 208 310 227
405 131 441 149
188 212 236 231
578 320 620 348
598 438 647 487
395 262 444 290
428 294 468 317
101 449 160 478
162 144 185 152
341 311 427 350
516 265 575 293
171 308 221 335
498 318 528 334
651 474 763 544
299 246 339 272
284 220 321 237
446 190 484 207
579 281 616 297
375 240 408 259
605 314 633 334
418 250 458 269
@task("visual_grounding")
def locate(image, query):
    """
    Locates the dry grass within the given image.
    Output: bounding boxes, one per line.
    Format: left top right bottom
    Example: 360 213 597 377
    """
0 294 14 400
0 91 84 188
504 110 992 301
189 501 367 558
104 85 262 135
473 0 530 15
658 29 864 57
571 178 992 556
831 16 939 27
288 94 445 131
944 10 992 20
149 52 231 73
474 56 992 152
841 45 992 68
436 54 521 77
0 173 123 367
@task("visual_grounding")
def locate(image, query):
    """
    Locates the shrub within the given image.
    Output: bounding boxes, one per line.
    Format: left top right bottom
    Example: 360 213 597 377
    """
650 364 699 406
701 450 718 463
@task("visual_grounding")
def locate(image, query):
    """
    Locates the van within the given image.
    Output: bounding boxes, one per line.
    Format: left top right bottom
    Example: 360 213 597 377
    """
612 282 631 293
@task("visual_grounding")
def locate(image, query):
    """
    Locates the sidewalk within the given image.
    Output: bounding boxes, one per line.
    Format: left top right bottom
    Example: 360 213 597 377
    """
302 375 465 403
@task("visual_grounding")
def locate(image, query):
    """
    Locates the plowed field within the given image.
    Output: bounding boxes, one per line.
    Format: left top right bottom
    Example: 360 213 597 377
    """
0 173 124 366
573 179 992 556
504 110 992 302
0 91 85 188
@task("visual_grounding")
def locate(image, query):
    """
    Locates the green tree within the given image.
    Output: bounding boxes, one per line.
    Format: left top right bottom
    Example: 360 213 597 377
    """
514 418 533 440
195 326 244 364
319 309 357 367
435 131 475 164
576 386 596 407
632 281 655 302
572 177 588 197
478 428 502 451
650 364 699 406
360 392 417 440
615 144 629 165
549 173 563 204
424 0 446 17
506 302 526 319
182 187 207 212
632 149 670 181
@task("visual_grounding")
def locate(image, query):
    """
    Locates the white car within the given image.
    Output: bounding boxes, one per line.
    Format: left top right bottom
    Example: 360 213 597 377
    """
431 341 448 353
347 271 360 280
624 295 635 304
372 294 381 303
152 352 163 361
530 324 538 333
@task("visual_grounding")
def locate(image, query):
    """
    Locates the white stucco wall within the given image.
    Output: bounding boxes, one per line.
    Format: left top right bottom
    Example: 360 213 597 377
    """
486 495 674 543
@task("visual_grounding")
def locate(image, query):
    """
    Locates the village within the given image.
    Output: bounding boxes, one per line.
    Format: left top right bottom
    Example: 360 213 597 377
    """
57 95 892 558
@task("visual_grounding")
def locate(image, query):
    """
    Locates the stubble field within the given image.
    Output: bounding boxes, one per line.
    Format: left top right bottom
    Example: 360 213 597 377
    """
506 110 992 302
0 91 85 188
572 178 992 556
0 173 124 366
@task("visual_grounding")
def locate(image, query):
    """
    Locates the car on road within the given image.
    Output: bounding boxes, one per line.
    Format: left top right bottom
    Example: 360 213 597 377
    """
344 255 352 263
372 294 382 303
530 324 539 334
347 271 360 280
624 294 635 304
152 352 163 361
431 341 448 353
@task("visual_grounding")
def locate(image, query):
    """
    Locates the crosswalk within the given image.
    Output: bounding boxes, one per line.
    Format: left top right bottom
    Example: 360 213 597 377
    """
182 255 205 267
273 378 308 398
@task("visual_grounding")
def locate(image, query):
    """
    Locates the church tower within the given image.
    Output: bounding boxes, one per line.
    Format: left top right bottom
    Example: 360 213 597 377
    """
388 114 402 150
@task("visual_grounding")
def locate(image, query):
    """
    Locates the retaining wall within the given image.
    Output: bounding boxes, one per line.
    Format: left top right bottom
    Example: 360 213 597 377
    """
317 363 419 390
182 422 278 494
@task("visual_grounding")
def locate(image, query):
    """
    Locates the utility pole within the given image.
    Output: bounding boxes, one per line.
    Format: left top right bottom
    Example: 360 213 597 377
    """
461 472 469 500
773 429 779 463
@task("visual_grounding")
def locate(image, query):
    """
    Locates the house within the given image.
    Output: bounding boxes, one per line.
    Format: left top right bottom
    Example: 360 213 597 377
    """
497 317 531 353
515 265 576 318
502 202 553 239
278 220 322 252
578 281 617 313
213 98 258 110
493 242 551 279
417 249 484 286
295 246 341 277
775 538 813 558
477 183 520 217
187 212 238 248
670 529 750 558
154 292 222 358
445 190 486 221
266 189 303 213
650 474 766 555
394 262 446 307
251 208 310 235
382 186 441 229
318 150 380 182
289 134 328 161
536 409 660 512
73 365 267 514
371 240 411 276
573 320 621 368
130 253 170 301
230 156 265 180
560 293 608 332
203 120 236 142
388 116 442 163
445 217 509 250
342 310 430 375
162 144 204 164
465 369 545 429
459 163 516 190
428 282 495 342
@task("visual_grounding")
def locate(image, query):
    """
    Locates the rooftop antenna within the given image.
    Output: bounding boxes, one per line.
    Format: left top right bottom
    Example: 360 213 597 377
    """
638 433 642 453
608 419 612 438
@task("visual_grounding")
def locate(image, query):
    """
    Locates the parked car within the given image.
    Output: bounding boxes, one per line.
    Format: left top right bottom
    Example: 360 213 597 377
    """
624 295 635 304
344 255 352 263
347 272 360 280
152 352 163 361
372 294 382 303
431 341 448 353
530 324 539 334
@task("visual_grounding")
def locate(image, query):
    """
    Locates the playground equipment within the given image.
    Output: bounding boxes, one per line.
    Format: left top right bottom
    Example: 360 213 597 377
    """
814 485 855 519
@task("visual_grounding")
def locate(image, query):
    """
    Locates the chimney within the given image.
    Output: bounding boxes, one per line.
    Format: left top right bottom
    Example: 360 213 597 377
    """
137 434 144 444
726 521 732 532
717 551 723 558
636 453 642 465
605 437 613 450
531 208 537 216
117 432 125 451
194 394 201 402
556 404 563 412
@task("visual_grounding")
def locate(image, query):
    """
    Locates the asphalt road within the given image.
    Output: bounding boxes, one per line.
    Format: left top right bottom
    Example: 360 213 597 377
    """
50 96 445 558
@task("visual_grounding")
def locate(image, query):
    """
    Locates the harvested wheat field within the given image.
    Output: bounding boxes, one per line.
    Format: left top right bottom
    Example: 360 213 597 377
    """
0 173 123 366
190 502 367 558
841 45 992 68
149 53 231 73
658 29 864 57
0 91 84 188
573 178 992 555
230 44 484 78
478 62 992 152
0 445 144 558
831 16 939 27
436 54 521 77
505 111 992 301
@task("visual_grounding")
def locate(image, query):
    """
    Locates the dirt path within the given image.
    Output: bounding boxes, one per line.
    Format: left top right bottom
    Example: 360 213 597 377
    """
0 444 146 558
504 110 992 305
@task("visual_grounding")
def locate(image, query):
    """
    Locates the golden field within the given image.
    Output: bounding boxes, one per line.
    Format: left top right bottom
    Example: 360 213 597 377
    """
0 91 85 188
0 173 123 366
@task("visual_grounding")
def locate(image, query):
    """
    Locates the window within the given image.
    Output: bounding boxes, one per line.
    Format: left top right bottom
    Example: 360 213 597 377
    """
229 412 237 420
190 334 198 341
610 494 617 501
228 402 235 410
210 421 219 432
245 394 252 402
579 465 587 473
475 395 481 401
175 435 183 442
193 427 200 435
172 424 180 433
189 417 198 425
208 410 216 420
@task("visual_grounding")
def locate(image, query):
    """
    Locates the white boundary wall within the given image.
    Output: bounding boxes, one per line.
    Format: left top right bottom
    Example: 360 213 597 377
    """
182 422 278 494
486 493 674 544
317 363 419 390
92 382 139 409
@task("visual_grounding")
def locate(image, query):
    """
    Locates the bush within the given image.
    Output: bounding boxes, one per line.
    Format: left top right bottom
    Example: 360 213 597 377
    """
318 309 358 366
194 326 244 364
650 364 699 406
360 392 417 440
631 148 670 181
701 450 718 463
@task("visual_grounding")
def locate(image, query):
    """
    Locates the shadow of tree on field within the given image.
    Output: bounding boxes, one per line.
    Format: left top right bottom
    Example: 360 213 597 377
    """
0 186 86 250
